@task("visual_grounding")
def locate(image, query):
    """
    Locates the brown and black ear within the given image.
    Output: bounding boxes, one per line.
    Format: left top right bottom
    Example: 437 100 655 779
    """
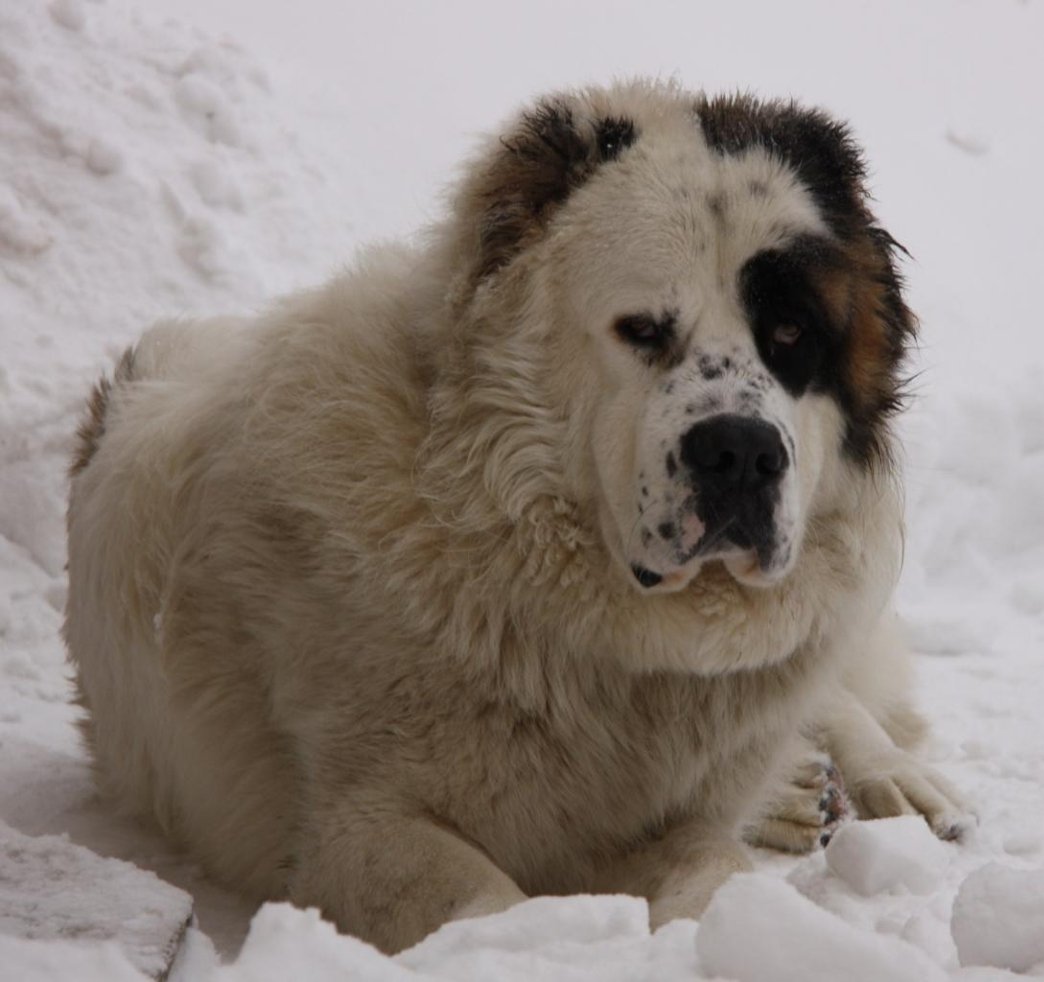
696 92 869 237
455 99 637 286
832 221 918 469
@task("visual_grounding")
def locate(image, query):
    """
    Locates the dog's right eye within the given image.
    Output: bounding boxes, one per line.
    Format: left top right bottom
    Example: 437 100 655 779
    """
614 314 673 350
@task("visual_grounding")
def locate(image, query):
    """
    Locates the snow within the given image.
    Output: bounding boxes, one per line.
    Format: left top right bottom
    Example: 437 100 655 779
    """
824 817 950 897
0 934 147 982
697 873 948 982
951 864 1044 974
0 819 192 979
1 0 1043 979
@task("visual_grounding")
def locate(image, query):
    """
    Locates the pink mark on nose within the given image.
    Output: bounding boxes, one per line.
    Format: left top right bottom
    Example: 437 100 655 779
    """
681 513 705 547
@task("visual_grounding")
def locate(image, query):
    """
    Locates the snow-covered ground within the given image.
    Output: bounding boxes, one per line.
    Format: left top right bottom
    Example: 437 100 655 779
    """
2 0 1043 978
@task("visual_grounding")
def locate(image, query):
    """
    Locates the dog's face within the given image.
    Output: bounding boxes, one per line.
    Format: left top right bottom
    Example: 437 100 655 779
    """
454 84 913 593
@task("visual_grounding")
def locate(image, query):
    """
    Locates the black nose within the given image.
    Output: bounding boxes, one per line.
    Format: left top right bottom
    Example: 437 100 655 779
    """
679 415 788 493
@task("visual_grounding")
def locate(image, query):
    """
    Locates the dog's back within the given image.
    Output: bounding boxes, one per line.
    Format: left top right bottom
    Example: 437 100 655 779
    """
66 315 301 897
66 249 437 900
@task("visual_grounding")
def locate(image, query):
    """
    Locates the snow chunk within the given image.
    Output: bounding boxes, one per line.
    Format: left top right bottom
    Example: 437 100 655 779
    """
697 873 947 982
190 159 245 211
945 128 990 156
174 74 243 146
824 817 949 896
0 821 192 979
48 0 86 33
0 184 51 254
951 863 1044 972
85 138 124 176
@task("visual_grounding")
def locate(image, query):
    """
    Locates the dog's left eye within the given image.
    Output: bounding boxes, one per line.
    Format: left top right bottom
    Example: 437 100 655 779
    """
772 323 802 346
614 314 672 349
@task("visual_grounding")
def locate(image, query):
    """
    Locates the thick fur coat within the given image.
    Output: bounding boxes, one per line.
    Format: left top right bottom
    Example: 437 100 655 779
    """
65 81 968 953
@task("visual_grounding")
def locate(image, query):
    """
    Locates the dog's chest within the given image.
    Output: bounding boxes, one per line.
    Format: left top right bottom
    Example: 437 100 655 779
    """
451 663 810 890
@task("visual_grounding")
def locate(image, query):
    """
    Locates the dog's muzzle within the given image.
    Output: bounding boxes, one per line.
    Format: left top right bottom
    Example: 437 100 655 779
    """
680 413 788 560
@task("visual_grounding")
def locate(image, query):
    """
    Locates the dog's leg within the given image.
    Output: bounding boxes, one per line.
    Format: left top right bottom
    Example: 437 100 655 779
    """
592 823 752 927
821 690 973 840
289 806 526 953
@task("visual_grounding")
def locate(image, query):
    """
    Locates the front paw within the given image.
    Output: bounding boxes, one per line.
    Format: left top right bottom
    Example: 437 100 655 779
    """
847 753 975 842
746 753 851 854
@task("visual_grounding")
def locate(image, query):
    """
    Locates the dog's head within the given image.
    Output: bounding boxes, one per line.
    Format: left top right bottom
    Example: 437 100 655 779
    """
448 82 913 594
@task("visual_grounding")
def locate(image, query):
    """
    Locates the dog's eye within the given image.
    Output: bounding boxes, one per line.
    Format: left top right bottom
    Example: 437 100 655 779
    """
614 314 671 349
772 323 802 347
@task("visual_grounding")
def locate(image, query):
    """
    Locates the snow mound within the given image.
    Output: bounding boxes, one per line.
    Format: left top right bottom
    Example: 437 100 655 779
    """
218 904 415 982
951 863 1044 973
0 0 366 727
0 820 192 979
215 897 699 982
0 0 360 433
824 816 950 896
696 873 948 982
397 894 695 982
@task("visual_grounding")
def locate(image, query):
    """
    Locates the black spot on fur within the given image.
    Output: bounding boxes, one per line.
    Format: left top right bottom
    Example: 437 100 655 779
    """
657 521 676 541
666 452 678 478
71 346 136 478
698 355 722 380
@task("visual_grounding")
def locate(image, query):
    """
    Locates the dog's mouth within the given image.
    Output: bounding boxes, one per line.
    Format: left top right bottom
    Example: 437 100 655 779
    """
629 519 791 593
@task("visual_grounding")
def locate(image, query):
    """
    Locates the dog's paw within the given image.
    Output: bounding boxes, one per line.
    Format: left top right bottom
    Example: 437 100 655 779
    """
745 752 851 854
846 753 976 842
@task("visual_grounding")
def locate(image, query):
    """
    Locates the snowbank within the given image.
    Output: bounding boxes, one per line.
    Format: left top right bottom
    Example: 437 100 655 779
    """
2 0 1043 979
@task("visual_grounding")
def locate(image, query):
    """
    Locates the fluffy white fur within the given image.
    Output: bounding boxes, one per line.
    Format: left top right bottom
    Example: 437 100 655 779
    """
65 81 968 953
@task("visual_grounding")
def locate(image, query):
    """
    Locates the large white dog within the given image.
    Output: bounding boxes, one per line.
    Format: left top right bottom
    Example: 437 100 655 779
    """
65 81 969 953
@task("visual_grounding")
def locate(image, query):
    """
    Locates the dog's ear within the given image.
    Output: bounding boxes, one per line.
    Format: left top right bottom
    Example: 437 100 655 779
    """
696 93 870 237
457 99 637 284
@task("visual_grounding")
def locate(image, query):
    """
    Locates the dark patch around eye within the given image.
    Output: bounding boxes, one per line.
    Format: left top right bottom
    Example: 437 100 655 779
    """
741 237 843 397
613 311 682 368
